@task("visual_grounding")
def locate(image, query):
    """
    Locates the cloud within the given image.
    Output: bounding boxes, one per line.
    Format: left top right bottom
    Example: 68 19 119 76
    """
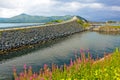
0 0 59 17
0 7 24 18
0 0 120 21
111 6 120 11
59 2 104 12
24 0 59 15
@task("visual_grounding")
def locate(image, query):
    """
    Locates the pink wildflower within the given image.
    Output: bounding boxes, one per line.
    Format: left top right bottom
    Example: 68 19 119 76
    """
80 48 84 53
15 77 20 80
70 58 73 66
23 64 27 70
41 78 45 80
78 57 81 63
13 66 16 72
44 64 47 70
33 72 37 78
29 66 32 70
19 72 24 77
30 76 33 80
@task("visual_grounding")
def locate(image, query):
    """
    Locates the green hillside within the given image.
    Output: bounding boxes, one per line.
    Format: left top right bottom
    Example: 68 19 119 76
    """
0 14 87 23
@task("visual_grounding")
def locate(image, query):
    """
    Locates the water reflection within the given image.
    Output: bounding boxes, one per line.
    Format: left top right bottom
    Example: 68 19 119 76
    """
98 31 120 35
0 36 71 61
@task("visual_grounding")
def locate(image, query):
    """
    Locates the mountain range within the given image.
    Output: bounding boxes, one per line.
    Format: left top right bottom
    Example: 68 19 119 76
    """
0 14 87 23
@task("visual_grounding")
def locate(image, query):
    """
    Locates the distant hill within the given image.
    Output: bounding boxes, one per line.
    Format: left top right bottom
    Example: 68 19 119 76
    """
0 13 87 23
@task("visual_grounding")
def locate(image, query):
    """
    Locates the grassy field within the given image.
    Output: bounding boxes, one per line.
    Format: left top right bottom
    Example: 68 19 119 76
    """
13 48 120 80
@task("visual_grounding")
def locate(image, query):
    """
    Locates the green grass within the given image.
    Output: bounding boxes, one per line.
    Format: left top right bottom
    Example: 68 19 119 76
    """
110 26 120 28
101 25 120 29
13 48 120 80
77 19 90 28
46 20 63 24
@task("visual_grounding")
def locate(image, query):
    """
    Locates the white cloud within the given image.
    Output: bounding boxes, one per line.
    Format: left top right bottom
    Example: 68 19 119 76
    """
0 0 59 17
111 6 120 11
24 0 59 15
59 2 84 12
0 8 24 18
76 0 96 3
59 2 104 12
0 0 120 18
88 3 104 9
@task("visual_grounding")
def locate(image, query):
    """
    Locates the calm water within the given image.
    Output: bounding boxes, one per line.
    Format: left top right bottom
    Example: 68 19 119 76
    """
0 23 44 29
0 31 120 80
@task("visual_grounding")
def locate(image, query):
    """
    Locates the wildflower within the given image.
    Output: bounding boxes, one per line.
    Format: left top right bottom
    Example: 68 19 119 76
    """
13 66 17 79
19 72 24 77
13 66 16 72
77 57 81 63
24 64 27 70
33 72 38 78
28 66 32 76
30 76 33 80
29 66 32 70
40 78 45 80
44 64 48 70
70 58 73 66
80 48 84 53
15 77 20 80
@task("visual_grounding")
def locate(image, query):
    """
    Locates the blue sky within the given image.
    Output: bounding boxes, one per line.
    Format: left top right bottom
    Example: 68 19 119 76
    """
0 0 120 21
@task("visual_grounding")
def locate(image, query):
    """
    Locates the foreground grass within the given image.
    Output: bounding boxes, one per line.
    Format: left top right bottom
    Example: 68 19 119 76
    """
13 48 120 80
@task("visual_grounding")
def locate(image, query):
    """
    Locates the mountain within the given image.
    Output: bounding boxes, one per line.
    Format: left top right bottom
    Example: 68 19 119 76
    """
0 13 87 23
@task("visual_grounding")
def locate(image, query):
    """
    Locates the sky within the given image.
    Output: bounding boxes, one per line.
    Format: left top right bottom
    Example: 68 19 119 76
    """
0 0 120 21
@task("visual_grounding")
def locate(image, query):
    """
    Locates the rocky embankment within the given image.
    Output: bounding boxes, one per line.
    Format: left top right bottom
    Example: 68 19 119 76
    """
0 16 85 53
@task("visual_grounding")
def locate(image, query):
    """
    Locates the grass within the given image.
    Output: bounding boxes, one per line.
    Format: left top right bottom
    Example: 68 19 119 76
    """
109 26 120 28
13 48 120 80
46 20 63 24
101 25 120 29
77 19 90 29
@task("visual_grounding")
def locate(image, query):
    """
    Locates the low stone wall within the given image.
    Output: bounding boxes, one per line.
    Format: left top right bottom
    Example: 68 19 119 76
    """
0 16 84 51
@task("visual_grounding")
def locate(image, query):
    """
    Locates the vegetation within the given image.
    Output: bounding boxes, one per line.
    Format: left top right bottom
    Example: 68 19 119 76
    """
109 26 120 28
77 19 90 28
0 14 73 23
46 20 63 24
99 25 120 31
107 20 116 23
13 48 120 80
